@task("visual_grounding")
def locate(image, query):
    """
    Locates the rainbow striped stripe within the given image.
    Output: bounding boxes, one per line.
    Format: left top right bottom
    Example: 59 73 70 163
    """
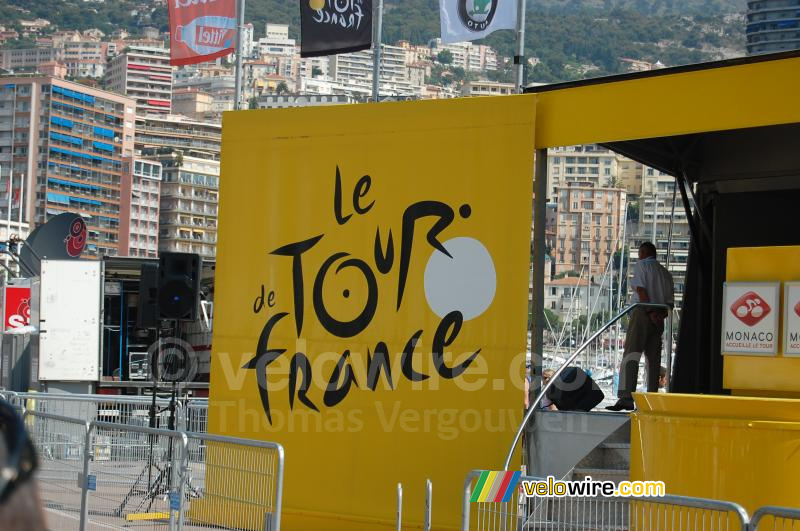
470 471 521 503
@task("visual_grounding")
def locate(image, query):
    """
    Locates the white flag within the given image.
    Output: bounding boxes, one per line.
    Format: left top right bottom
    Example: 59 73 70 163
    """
439 0 517 44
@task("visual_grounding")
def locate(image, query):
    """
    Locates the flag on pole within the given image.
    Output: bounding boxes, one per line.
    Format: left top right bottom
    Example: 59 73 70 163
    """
168 0 237 66
439 0 517 44
300 0 373 58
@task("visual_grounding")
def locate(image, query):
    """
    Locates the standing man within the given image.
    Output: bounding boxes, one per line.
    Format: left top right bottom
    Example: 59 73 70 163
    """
607 242 674 411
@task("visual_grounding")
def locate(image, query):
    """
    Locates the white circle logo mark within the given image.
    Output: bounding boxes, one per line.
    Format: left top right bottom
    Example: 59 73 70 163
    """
424 237 496 320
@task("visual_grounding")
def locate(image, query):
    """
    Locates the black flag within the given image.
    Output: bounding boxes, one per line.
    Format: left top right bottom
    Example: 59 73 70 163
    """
300 0 373 58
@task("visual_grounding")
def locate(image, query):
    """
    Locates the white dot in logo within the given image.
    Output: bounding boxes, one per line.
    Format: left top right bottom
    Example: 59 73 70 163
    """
423 237 496 321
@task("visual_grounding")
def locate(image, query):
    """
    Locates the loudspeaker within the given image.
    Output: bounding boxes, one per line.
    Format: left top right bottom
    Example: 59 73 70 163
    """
546 367 604 411
137 263 159 328
158 252 201 321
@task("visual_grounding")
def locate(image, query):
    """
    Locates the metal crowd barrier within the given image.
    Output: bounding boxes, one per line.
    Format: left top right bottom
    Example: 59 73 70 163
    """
21 408 284 531
750 506 800 530
3 391 212 434
461 470 751 531
7 391 175 428
180 431 284 531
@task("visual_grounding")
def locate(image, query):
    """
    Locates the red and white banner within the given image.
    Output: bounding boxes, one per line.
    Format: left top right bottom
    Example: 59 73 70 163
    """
4 286 31 330
168 0 237 66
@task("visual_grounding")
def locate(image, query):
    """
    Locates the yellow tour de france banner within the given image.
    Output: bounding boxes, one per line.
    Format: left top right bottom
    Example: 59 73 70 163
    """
205 96 536 530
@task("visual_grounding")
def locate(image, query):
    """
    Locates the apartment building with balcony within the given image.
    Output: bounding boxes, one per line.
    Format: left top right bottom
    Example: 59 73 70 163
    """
120 157 161 258
133 114 221 258
553 182 627 277
0 76 136 257
626 173 691 310
428 39 499 71
328 44 408 85
106 45 173 115
547 145 622 201
746 0 800 55
156 152 219 258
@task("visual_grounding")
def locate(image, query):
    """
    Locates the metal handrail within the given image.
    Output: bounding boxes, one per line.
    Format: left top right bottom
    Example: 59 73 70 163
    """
502 302 671 470
750 506 800 529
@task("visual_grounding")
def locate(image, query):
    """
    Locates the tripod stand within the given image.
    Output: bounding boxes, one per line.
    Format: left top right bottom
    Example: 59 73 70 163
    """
115 324 199 518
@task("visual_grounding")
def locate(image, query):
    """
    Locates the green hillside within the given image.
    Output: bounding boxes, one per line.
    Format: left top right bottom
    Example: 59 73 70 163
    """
0 0 746 82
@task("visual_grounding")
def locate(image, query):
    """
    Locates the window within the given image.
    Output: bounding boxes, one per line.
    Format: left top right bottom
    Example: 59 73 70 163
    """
582 201 593 209
573 202 578 209
551 301 556 309
604 168 611 176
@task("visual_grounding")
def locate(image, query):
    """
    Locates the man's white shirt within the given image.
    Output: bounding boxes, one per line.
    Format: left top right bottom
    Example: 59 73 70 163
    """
630 256 675 307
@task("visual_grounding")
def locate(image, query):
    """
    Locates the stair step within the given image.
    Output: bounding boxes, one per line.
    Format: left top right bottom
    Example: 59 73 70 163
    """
575 442 630 470
572 467 629 484
599 442 630 449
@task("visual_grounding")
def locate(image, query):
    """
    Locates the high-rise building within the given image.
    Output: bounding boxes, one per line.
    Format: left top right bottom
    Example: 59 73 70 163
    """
120 157 161 258
106 45 173 115
156 151 219 258
627 172 690 310
133 114 221 258
746 0 800 55
553 182 627 277
329 44 408 84
0 76 136 257
548 145 621 201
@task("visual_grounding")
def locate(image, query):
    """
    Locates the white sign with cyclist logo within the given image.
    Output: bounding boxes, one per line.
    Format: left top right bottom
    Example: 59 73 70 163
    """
722 282 779 355
783 282 800 356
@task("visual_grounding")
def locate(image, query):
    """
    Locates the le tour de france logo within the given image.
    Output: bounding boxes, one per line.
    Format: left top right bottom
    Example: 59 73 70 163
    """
245 166 498 424
730 290 771 327
458 0 498 32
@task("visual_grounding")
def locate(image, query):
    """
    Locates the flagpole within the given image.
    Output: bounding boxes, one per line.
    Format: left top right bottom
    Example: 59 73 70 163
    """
371 0 384 102
2 164 7 282
234 0 246 110
514 0 527 93
17 171 22 228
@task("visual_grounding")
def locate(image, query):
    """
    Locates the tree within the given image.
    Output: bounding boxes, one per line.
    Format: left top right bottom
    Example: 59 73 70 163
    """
543 308 561 331
248 97 259 109
627 201 639 222
311 66 323 77
436 49 453 65
276 81 289 95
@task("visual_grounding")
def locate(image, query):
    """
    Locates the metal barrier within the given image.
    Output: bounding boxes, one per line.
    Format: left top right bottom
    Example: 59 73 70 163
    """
180 431 284 531
11 391 176 428
461 470 751 531
17 408 284 531
180 399 209 433
23 410 91 531
87 420 187 530
750 506 800 530
629 496 750 531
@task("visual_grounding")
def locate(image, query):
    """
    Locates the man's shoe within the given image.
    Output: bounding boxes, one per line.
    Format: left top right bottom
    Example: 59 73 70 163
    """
605 399 635 412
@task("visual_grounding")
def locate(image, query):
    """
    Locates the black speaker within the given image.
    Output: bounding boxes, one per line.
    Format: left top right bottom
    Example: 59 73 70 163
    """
137 263 159 328
546 367 604 411
158 252 201 321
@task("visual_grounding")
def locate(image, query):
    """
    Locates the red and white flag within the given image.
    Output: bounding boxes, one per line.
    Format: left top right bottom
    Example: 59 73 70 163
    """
168 0 237 66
